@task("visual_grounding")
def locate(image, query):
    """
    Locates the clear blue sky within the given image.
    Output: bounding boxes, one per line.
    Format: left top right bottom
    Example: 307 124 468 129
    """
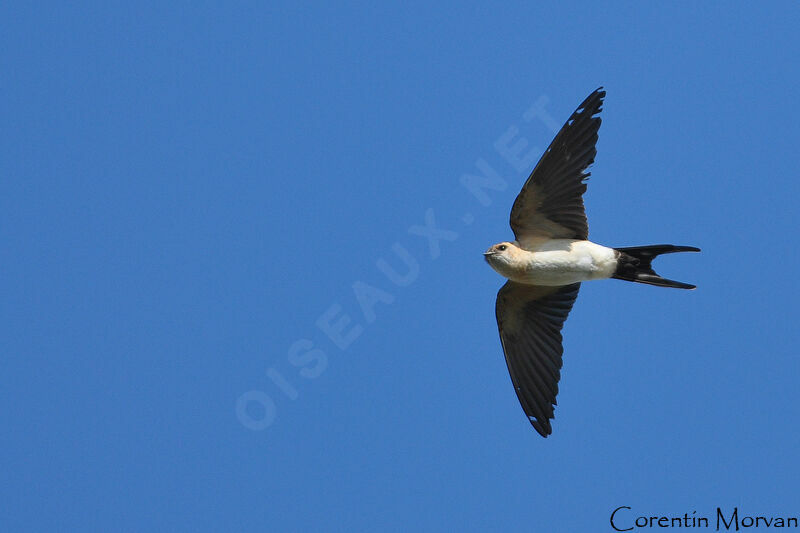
3 2 800 531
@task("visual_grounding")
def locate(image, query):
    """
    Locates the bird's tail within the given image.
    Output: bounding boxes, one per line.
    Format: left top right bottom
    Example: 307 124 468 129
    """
612 244 700 290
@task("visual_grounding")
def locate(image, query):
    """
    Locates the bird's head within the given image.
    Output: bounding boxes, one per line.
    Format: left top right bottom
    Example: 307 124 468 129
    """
483 241 522 274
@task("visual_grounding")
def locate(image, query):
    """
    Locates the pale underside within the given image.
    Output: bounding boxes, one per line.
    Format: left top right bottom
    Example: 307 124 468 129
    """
492 239 617 286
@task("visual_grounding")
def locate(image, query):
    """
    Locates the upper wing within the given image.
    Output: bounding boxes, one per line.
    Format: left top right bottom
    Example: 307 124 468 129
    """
495 281 581 437
509 88 605 243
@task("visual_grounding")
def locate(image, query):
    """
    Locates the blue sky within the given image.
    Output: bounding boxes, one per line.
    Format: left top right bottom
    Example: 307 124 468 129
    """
3 2 800 531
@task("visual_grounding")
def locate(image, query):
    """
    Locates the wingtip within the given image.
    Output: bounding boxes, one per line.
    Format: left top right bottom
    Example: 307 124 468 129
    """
593 87 606 100
580 88 606 113
531 417 552 438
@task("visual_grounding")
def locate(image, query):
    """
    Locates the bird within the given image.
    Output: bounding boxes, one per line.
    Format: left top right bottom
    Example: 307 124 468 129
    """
484 88 699 437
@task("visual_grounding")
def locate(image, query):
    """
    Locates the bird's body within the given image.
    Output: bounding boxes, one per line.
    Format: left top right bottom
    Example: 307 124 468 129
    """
485 239 617 286
486 88 699 437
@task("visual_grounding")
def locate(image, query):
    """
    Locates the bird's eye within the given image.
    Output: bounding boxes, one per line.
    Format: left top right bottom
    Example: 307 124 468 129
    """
498 245 507 251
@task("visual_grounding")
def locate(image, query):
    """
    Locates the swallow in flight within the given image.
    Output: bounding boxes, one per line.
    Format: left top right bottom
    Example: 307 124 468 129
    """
484 88 699 437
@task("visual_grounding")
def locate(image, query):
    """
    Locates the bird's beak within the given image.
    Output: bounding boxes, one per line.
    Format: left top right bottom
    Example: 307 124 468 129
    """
483 251 496 256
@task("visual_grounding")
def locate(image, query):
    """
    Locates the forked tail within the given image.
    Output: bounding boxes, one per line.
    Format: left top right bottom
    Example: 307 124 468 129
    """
613 244 700 289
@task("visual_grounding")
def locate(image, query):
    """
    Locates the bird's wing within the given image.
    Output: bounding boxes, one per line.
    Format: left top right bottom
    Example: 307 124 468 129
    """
509 88 605 243
495 281 581 437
